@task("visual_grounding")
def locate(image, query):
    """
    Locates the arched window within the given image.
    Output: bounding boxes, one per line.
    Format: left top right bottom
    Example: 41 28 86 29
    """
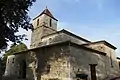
37 19 39 26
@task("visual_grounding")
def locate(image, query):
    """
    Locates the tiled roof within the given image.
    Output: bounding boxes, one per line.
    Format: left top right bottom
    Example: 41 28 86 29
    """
82 40 117 50
41 29 91 43
33 8 58 21
13 41 106 56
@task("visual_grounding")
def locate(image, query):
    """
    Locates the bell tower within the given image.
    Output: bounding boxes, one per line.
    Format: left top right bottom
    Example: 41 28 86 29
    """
31 7 58 48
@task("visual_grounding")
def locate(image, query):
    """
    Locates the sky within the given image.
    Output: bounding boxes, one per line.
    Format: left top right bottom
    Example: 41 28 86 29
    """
17 0 120 56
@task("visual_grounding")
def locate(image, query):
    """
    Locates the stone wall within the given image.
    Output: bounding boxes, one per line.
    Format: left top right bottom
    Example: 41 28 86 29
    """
31 26 43 48
31 25 57 48
69 45 119 80
43 14 57 30
4 41 120 80
27 44 71 80
4 55 18 77
33 14 57 30
117 58 120 69
33 14 45 29
31 13 58 48
4 43 71 80
85 43 119 71
41 32 89 47
4 54 27 78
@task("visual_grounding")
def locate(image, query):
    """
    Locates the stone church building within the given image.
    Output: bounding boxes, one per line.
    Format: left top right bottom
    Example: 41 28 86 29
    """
4 8 120 80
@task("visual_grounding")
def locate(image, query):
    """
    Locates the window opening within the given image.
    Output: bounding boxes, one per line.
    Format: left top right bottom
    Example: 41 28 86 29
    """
12 58 15 63
50 19 52 27
37 19 39 26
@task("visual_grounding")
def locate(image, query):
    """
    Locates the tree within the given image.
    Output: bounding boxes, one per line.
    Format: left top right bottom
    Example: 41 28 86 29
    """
0 0 35 51
0 57 2 77
1 42 28 74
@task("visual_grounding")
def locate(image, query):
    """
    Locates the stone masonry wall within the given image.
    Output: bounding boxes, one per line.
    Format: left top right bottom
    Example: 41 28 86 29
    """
69 46 119 80
4 54 26 78
4 42 119 80
27 44 71 80
31 12 57 49
31 25 57 48
85 43 119 72
41 32 88 47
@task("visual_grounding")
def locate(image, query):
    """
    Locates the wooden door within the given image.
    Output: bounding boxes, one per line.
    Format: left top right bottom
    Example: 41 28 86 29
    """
89 64 97 80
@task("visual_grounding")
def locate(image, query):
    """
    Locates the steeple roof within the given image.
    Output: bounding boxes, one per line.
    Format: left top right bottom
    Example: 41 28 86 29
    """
33 7 58 21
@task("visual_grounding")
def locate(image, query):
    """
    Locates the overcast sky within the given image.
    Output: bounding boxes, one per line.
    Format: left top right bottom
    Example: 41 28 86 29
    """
19 0 120 56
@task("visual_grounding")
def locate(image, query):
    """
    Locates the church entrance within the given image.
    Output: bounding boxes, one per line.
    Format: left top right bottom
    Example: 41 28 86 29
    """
22 61 26 78
19 60 26 79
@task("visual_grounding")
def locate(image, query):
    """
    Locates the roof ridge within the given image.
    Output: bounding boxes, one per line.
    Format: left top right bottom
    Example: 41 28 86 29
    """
82 40 117 50
13 41 106 56
33 8 58 21
41 29 91 43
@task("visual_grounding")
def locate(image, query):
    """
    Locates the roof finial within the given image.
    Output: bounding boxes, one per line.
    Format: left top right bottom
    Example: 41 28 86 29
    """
46 6 48 9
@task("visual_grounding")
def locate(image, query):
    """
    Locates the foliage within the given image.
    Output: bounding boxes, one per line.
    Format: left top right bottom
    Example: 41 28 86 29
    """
1 43 28 74
0 57 2 78
0 0 35 51
0 57 4 76
5 43 28 55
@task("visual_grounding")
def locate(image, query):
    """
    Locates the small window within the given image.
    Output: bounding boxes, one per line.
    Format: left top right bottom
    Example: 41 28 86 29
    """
50 19 52 27
12 58 15 63
110 51 113 67
37 19 39 26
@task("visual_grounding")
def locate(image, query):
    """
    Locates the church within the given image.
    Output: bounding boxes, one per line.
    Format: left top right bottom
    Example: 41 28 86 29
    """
4 8 120 80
